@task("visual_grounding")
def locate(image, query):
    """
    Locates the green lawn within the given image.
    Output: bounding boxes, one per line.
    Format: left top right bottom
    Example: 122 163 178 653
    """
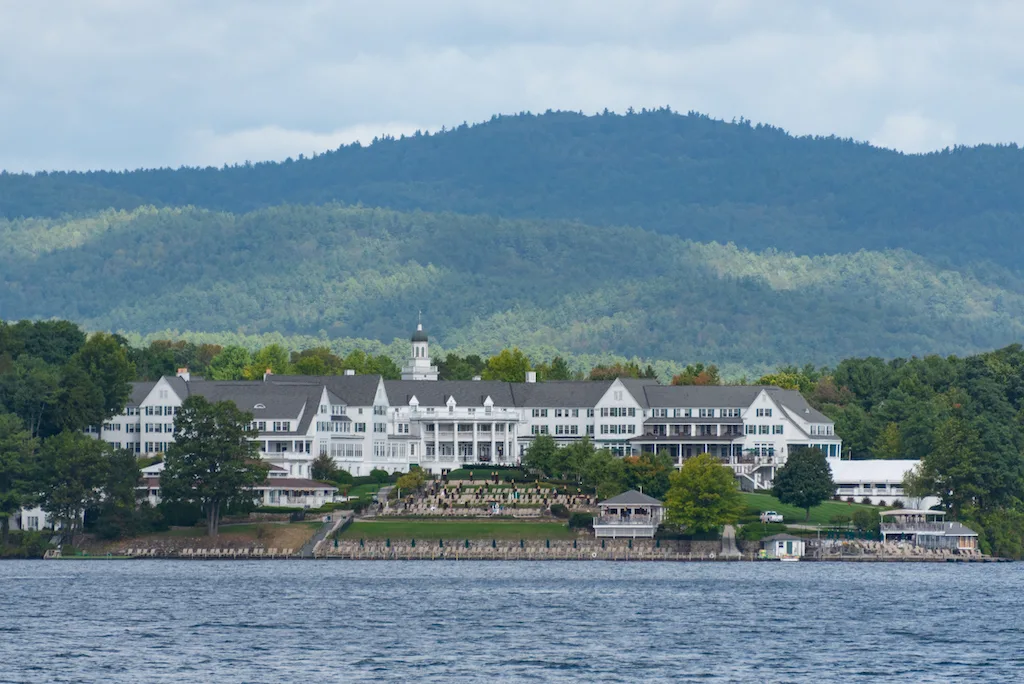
740 492 880 525
346 483 384 498
338 519 576 540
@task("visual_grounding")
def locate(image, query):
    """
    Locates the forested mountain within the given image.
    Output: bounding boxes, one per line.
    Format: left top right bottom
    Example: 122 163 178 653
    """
3 109 1024 271
3 203 1024 375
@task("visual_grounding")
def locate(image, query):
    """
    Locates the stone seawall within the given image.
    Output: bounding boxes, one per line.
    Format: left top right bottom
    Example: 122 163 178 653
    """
319 538 723 560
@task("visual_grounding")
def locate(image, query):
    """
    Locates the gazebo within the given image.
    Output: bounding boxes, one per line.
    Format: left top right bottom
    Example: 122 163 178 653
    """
593 490 664 538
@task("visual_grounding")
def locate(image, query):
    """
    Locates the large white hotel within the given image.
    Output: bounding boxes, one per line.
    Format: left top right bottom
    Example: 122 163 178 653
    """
93 324 843 492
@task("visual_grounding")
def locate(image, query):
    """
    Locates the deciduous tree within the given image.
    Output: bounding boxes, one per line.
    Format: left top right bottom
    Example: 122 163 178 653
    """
664 453 742 533
772 447 836 521
160 396 267 536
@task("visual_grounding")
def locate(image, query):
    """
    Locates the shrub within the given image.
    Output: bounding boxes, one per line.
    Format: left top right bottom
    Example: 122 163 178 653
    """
550 503 570 519
828 514 852 526
568 512 594 529
890 499 905 509
370 469 391 484
737 522 787 542
846 497 856 503
861 497 874 505
852 510 880 535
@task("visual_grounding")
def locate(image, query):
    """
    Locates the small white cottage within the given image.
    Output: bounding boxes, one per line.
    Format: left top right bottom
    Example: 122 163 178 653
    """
762 533 805 559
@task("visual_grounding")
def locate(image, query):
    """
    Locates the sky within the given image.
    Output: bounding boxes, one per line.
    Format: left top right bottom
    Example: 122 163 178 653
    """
1 0 1023 172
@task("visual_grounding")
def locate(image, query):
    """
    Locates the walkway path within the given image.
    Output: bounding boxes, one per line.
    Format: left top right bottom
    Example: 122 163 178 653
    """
300 512 350 558
720 525 741 559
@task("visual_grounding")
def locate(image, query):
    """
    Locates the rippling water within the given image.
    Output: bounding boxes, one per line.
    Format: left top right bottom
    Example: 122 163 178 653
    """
1 560 1021 682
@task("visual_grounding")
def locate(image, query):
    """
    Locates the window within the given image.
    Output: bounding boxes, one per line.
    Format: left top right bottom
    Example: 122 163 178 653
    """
586 409 595 417
756 408 773 417
272 421 291 432
374 406 387 416
355 423 366 432
614 391 623 400
374 423 387 433
397 423 410 434
468 408 476 416
758 425 769 435
572 409 579 417
532 409 548 418
164 424 174 433
485 406 492 416
721 408 740 418
586 425 595 435
773 425 784 435
699 408 713 418
159 390 168 400
254 403 266 410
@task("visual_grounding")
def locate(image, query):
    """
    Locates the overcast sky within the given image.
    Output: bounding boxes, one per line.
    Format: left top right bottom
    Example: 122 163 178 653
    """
2 0 1022 172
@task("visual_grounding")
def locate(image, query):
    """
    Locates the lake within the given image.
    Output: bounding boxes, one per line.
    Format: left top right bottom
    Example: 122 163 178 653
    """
0 560 1021 682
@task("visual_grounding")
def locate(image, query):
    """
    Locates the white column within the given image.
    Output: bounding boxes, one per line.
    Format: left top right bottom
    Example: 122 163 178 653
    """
490 422 496 464
472 421 478 464
434 421 439 463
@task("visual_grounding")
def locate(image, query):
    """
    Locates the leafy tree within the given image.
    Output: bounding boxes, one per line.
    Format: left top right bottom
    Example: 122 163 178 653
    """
244 344 290 379
623 450 675 499
435 353 486 381
904 416 986 517
0 413 37 544
671 363 720 386
873 422 904 460
523 434 558 478
159 395 267 536
0 356 60 437
664 452 743 533
772 447 836 521
91 448 144 540
311 453 339 482
544 356 575 381
207 346 253 380
482 348 532 382
67 332 134 419
291 347 345 376
52 364 106 435
369 468 390 484
36 431 110 545
396 468 427 496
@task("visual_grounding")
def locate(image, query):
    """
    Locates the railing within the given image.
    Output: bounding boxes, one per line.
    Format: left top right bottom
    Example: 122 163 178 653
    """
881 522 948 534
594 515 659 526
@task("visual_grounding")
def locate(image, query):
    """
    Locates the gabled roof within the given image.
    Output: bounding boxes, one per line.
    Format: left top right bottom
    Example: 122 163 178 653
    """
510 381 613 407
384 380 515 407
763 533 804 542
641 385 762 408
266 374 381 407
767 388 832 424
130 381 156 406
617 378 654 408
598 490 663 506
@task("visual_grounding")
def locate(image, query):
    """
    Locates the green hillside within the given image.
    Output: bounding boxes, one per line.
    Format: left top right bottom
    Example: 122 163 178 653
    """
4 110 1024 271
3 203 1024 373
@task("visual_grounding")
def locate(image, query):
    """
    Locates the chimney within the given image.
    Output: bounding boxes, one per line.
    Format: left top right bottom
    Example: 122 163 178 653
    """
525 371 537 383
472 375 482 381
344 369 356 376
264 368 273 382
176 367 190 382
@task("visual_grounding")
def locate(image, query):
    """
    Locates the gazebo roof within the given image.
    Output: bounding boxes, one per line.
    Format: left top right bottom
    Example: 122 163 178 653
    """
599 490 663 507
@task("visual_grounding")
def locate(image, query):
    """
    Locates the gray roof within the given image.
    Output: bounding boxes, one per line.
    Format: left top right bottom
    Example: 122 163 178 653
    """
945 522 978 537
129 381 156 405
183 380 322 435
618 378 654 408
766 388 832 424
599 490 663 506
510 381 613 407
763 533 805 542
266 374 381 406
384 380 515 407
642 385 763 408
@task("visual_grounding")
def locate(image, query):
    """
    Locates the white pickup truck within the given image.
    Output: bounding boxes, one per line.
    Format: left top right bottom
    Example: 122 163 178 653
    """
760 510 784 524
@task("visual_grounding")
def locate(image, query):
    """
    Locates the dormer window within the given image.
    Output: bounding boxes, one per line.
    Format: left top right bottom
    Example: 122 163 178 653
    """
254 403 266 410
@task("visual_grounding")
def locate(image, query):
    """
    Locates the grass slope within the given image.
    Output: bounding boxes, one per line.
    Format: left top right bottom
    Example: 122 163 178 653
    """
740 492 880 526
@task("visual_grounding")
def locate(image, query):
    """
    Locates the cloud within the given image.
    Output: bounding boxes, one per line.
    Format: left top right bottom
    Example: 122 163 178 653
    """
0 0 1022 171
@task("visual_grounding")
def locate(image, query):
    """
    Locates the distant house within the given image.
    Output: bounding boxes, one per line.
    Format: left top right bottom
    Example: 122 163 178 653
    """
762 533 805 559
593 490 664 538
879 509 979 551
